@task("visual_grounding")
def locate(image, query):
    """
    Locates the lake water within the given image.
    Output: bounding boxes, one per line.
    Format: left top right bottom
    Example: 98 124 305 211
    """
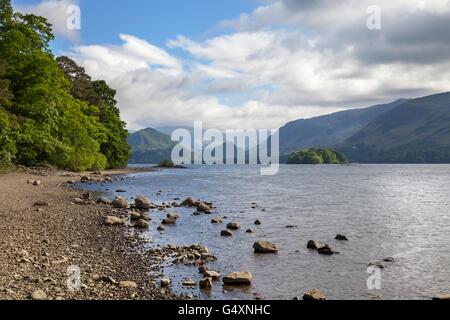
82 165 450 300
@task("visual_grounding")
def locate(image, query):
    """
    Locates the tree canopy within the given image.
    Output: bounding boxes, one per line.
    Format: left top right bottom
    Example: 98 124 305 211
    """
287 148 349 165
0 0 131 170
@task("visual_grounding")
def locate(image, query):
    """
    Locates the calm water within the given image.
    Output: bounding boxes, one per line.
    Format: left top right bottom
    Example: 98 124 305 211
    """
82 165 450 300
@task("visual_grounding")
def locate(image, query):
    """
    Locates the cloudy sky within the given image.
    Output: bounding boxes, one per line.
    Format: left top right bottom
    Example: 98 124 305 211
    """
12 0 450 130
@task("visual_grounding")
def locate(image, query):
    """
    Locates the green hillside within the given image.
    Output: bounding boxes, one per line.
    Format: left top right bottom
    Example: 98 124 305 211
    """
128 128 175 164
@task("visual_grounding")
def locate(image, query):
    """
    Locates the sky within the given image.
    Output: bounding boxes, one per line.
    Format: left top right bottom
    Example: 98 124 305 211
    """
11 0 450 130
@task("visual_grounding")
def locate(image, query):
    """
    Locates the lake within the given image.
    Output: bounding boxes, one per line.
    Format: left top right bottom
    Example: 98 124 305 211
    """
82 164 450 300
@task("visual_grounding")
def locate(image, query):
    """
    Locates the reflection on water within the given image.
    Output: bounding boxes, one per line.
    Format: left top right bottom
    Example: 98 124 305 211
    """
83 165 450 300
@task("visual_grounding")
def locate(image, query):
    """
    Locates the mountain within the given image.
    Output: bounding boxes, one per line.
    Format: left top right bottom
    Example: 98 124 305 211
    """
128 128 175 164
338 92 450 163
279 99 407 155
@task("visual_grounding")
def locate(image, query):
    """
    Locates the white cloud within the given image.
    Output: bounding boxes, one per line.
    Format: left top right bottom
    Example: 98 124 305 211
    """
66 0 450 130
15 0 80 42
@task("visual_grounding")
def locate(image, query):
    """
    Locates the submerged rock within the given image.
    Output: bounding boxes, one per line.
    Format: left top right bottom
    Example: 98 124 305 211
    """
303 289 326 301
211 217 223 224
157 225 166 231
223 272 253 286
253 241 278 254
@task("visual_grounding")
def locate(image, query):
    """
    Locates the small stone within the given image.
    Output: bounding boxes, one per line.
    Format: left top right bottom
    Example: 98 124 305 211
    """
167 213 178 220
246 229 254 233
157 225 166 231
72 198 85 205
104 216 125 226
30 290 47 300
318 245 337 256
33 201 49 207
254 220 262 225
181 197 198 207
303 289 326 301
162 218 176 225
130 212 141 220
32 180 41 186
197 203 212 213
433 294 450 300
119 281 138 289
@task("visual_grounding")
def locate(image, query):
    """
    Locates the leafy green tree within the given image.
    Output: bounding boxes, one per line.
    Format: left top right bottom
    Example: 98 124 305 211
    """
0 0 129 171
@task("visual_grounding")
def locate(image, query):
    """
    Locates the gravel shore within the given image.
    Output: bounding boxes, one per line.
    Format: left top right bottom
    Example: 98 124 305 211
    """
0 167 180 300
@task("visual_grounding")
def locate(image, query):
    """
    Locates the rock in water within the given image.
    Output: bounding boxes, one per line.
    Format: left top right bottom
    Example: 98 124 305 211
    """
204 271 221 280
112 196 129 209
182 279 197 286
157 225 166 231
135 196 152 210
167 213 178 221
303 289 326 301
134 219 149 229
221 230 233 237
197 203 212 213
226 222 240 230
162 218 176 225
253 241 278 254
181 197 198 207
104 216 125 226
254 220 262 225
211 217 223 224
335 234 349 241
317 245 336 255
223 272 253 286
30 290 47 300
199 278 213 289
246 229 254 233
307 240 322 250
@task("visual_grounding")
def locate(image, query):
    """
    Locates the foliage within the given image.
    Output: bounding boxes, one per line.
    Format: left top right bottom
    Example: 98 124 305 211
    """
287 148 349 165
158 160 175 168
0 0 131 171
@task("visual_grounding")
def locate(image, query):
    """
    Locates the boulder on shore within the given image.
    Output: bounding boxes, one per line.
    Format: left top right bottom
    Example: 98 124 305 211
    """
253 241 278 254
135 196 152 210
112 196 129 209
223 272 253 286
30 290 47 300
303 289 326 301
161 278 171 288
433 294 450 300
134 219 149 229
119 281 137 289
104 216 125 226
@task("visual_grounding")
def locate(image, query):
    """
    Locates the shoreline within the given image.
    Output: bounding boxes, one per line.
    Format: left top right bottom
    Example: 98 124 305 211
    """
0 167 181 300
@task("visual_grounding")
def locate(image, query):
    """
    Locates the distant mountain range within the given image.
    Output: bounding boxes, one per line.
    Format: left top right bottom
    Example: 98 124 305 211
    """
129 91 450 164
128 128 175 164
